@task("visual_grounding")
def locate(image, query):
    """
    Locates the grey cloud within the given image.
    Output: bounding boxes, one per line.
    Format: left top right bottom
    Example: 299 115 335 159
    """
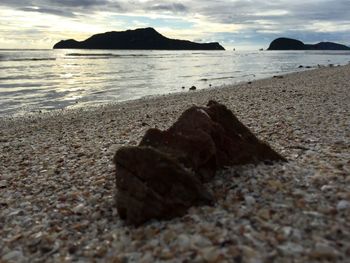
19 7 77 17
203 0 350 24
1 0 186 15
1 0 349 46
286 0 350 21
2 0 349 25
0 0 122 15
147 3 187 12
46 0 110 7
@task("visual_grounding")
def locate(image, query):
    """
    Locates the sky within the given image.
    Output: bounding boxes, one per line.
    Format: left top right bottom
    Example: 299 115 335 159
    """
0 0 350 50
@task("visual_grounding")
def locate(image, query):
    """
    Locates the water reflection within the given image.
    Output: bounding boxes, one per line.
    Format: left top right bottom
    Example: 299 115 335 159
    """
0 49 350 116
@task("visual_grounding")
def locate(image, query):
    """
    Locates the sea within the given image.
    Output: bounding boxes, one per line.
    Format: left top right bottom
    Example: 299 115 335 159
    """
1 49 350 117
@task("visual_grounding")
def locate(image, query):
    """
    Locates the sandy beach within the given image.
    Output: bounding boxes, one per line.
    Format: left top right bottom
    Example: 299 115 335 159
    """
1 65 349 262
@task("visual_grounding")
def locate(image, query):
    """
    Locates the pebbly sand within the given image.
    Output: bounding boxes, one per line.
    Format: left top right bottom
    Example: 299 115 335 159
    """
0 65 349 262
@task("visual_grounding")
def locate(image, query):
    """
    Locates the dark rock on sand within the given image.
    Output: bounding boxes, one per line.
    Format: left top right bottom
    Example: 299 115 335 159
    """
201 101 286 166
113 101 286 225
53 27 225 50
189 86 197 91
114 147 214 226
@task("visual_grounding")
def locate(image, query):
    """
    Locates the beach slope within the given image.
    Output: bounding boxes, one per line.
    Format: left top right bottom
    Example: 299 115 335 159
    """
1 65 349 262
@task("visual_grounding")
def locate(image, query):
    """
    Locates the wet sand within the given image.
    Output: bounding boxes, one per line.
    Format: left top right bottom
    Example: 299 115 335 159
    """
1 65 349 262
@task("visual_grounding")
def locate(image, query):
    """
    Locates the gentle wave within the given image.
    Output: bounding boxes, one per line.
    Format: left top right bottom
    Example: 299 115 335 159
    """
64 53 204 59
202 76 236 81
199 73 257 81
1 49 350 117
304 51 350 56
0 73 60 81
66 53 117 57
1 58 56 62
65 53 148 58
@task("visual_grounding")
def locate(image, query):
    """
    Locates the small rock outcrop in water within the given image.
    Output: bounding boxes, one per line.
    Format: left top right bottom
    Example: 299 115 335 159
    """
268 37 350 50
53 27 225 50
113 101 286 226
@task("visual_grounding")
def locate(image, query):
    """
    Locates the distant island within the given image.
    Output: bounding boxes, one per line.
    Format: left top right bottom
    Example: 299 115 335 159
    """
53 27 225 50
267 37 350 50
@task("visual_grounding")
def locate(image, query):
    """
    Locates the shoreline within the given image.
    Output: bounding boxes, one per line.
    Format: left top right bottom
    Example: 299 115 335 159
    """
2 47 349 119
0 64 332 122
1 65 349 262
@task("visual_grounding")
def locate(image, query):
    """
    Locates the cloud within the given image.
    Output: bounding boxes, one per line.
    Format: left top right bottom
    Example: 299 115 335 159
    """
147 3 187 13
18 6 77 17
0 0 123 17
47 0 111 7
1 0 350 26
0 0 349 49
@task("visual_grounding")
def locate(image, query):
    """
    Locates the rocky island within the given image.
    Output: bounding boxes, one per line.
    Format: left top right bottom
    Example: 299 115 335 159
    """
268 37 350 50
53 27 225 50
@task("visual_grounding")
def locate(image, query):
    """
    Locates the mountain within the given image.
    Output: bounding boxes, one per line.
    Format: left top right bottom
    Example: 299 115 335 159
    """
311 42 350 50
267 37 350 50
53 28 225 50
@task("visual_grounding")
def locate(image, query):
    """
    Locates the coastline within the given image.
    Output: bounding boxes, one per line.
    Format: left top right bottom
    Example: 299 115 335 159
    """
2 49 350 118
1 65 349 262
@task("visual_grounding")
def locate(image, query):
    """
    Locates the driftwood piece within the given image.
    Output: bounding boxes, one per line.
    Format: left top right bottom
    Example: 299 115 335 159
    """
113 101 286 225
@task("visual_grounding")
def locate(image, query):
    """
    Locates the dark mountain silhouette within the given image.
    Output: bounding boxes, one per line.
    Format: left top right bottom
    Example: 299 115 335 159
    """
268 37 350 50
53 27 225 50
311 42 350 50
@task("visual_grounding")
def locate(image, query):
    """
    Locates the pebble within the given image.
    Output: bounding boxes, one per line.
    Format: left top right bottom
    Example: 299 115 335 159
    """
336 200 350 211
281 226 293 238
277 242 304 256
0 180 8 188
177 234 191 249
191 234 212 248
244 195 256 206
2 250 24 262
241 245 261 263
257 208 270 220
321 184 334 191
309 243 340 260
72 203 85 214
162 230 176 243
1 174 12 180
201 246 222 262
159 248 174 260
140 252 153 263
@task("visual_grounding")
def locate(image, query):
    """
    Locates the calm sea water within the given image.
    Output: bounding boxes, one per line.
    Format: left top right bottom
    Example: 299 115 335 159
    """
1 49 350 116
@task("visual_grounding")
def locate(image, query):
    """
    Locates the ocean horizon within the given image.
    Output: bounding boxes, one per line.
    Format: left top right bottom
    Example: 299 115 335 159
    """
1 49 350 117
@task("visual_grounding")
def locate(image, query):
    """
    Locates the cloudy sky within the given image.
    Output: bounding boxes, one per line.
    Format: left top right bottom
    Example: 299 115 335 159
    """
1 0 349 49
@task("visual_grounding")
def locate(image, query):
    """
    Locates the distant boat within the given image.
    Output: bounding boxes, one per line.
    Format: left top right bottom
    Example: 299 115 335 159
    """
259 48 264 51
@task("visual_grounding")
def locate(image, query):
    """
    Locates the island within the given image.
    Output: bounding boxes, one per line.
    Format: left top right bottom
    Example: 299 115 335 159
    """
267 37 350 50
53 27 225 50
